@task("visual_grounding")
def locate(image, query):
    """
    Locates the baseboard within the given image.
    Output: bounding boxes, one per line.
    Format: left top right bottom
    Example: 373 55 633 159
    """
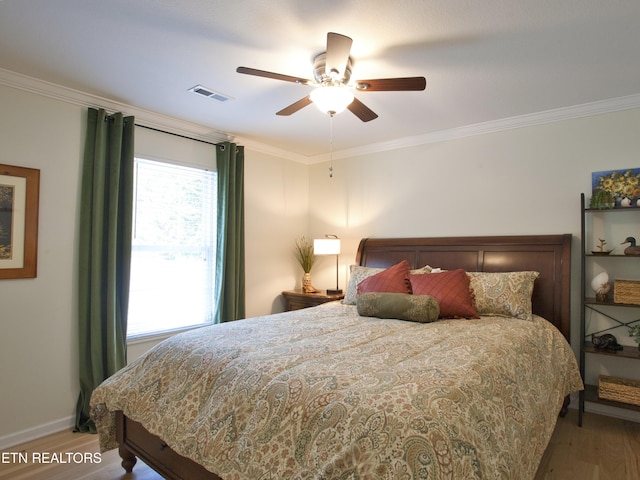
584 402 640 423
567 390 640 423
0 415 75 450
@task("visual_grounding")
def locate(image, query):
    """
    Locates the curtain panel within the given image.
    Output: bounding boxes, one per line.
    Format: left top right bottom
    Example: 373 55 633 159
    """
75 108 134 432
214 142 245 323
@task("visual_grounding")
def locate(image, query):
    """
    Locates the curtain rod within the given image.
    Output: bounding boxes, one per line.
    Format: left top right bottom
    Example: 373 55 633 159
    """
134 123 224 147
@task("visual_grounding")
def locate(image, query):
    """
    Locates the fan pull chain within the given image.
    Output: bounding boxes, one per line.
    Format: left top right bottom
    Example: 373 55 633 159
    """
329 113 334 178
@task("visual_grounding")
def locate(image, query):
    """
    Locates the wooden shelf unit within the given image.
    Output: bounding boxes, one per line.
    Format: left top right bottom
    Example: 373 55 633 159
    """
579 193 640 426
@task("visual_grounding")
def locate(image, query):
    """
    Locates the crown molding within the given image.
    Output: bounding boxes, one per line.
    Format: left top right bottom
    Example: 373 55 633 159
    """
232 135 310 163
2 67 639 164
0 67 232 145
305 93 640 164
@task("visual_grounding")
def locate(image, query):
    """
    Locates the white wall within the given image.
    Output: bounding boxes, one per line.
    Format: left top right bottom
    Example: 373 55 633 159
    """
308 107 640 420
0 83 308 445
244 149 310 316
309 108 640 330
2 80 639 444
0 85 83 443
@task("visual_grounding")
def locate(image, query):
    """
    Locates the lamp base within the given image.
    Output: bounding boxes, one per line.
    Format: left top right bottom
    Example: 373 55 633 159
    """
327 289 343 295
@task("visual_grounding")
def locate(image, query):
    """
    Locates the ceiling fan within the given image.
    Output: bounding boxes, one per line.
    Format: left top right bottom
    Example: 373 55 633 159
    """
237 32 426 122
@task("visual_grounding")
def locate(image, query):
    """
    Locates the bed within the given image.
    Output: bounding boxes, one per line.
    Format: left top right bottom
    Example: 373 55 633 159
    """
90 234 583 480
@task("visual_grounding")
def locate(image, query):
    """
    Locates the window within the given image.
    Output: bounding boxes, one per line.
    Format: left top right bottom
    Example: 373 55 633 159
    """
127 157 217 338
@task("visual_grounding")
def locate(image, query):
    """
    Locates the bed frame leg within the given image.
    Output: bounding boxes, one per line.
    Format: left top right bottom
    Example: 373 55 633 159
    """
559 395 570 417
115 410 137 473
119 444 137 473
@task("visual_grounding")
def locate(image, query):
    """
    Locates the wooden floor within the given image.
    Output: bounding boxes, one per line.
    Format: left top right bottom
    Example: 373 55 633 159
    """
535 410 640 480
1 410 638 479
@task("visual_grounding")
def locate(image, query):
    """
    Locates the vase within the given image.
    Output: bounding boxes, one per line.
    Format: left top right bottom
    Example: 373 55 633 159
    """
302 272 318 293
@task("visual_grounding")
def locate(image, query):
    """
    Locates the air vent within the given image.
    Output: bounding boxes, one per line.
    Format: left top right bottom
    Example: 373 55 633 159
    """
188 85 233 102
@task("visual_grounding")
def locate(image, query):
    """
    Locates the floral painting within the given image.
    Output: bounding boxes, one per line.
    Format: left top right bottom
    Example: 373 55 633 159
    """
592 168 640 208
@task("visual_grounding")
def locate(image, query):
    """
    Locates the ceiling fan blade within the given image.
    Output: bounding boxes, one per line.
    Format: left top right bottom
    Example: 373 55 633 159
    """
325 32 353 79
347 97 378 122
276 95 313 116
237 66 311 85
355 77 426 91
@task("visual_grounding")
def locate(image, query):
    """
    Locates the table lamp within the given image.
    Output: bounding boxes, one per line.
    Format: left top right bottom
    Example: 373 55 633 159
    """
313 235 342 294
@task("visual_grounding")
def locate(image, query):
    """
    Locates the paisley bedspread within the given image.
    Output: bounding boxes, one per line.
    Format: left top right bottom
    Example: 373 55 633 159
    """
91 302 583 480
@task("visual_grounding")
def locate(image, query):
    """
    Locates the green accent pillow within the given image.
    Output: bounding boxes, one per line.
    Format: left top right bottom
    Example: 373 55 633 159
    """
357 292 440 323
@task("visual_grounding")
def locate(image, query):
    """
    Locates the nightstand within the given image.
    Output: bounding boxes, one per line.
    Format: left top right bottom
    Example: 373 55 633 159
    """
282 290 345 311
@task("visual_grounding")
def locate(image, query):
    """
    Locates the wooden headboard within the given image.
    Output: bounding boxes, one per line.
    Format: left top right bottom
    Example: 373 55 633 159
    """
355 234 572 340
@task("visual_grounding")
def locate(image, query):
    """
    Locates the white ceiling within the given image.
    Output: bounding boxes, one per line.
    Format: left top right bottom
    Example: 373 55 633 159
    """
1 0 640 160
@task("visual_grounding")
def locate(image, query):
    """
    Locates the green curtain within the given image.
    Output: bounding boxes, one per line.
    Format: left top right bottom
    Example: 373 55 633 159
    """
214 142 245 323
75 108 134 432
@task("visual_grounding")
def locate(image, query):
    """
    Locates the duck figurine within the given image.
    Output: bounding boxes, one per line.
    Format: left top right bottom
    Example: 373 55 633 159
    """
621 236 640 256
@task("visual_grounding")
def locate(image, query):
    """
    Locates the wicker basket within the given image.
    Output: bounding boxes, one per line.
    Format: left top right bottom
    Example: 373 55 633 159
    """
598 375 640 406
613 279 640 305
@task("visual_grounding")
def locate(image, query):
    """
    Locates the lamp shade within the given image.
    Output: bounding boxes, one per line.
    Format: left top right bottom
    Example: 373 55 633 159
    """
310 85 354 115
314 238 341 255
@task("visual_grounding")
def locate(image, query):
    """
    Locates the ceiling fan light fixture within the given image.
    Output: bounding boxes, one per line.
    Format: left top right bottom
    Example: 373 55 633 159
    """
310 85 354 115
236 32 425 121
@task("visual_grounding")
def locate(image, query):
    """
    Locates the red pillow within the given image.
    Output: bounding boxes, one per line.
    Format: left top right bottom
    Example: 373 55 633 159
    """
357 260 411 296
409 269 479 318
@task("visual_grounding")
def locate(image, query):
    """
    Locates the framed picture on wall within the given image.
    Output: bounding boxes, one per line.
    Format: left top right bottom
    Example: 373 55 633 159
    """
591 168 640 208
0 164 40 279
